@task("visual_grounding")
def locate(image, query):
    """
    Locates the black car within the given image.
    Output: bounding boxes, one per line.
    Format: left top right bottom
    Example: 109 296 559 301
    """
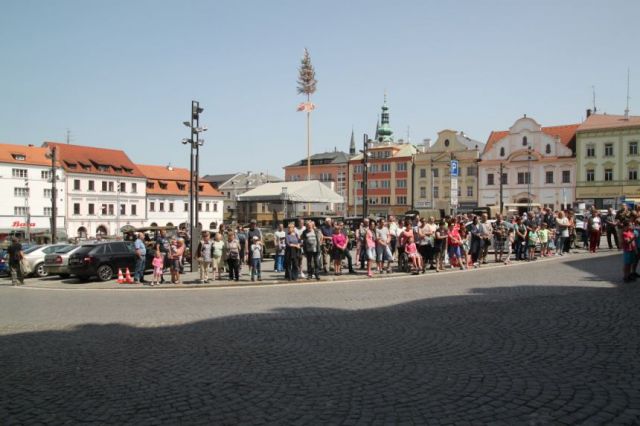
68 241 153 282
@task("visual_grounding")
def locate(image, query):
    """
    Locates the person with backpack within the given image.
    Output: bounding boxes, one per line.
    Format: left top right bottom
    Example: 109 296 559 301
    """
301 221 322 280
225 231 241 282
7 237 24 286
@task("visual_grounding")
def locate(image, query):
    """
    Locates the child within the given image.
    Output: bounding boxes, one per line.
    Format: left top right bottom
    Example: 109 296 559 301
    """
504 226 514 265
547 227 556 255
622 220 636 282
405 236 422 274
528 225 539 261
538 223 549 257
250 236 263 282
151 251 164 286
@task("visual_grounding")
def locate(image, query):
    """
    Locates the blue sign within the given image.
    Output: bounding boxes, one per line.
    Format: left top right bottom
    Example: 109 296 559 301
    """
450 160 459 177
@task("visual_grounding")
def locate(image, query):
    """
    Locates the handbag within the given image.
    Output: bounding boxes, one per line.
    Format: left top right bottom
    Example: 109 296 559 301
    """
20 258 32 275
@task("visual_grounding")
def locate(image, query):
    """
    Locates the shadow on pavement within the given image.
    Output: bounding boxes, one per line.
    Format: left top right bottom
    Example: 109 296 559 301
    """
1 255 639 424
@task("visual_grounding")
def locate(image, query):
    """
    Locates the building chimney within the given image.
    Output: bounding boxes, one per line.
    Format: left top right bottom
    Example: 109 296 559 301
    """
586 109 592 118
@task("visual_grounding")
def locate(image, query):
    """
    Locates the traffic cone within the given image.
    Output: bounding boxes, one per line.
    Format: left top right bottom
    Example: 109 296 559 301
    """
117 268 124 284
125 267 134 284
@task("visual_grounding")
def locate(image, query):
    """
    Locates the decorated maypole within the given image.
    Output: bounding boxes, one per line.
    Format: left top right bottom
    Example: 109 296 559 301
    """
296 48 317 183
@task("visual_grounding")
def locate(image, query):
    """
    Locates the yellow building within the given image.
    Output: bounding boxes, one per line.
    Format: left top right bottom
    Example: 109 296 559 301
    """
576 113 640 208
413 130 483 213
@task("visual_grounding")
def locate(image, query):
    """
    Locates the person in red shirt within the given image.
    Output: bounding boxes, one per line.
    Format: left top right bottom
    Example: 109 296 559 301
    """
404 235 422 273
621 220 636 283
447 220 465 270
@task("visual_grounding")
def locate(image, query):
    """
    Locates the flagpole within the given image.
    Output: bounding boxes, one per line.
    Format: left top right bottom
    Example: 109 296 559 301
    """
307 96 311 214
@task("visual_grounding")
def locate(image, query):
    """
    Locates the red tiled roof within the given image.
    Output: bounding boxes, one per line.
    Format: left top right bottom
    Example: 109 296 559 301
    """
43 142 145 178
137 164 223 197
578 113 640 131
484 124 579 154
0 143 58 167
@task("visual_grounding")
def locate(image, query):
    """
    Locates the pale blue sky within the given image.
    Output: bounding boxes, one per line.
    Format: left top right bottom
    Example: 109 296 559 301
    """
1 0 639 176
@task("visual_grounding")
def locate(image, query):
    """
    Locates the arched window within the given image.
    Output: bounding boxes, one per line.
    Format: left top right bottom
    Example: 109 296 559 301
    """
209 222 217 230
444 139 450 147
166 222 174 227
96 225 108 236
150 222 158 227
522 136 528 146
545 144 551 154
77 227 87 239
500 147 505 157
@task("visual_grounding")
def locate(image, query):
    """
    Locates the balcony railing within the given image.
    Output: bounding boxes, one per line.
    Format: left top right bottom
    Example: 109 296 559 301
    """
576 180 632 187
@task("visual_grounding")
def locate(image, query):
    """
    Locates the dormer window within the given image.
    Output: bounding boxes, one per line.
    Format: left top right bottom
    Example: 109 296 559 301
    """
177 183 186 190
500 147 505 157
123 167 133 174
65 161 77 169
159 181 168 189
198 185 204 192
147 182 155 189
522 136 528 146
11 154 26 161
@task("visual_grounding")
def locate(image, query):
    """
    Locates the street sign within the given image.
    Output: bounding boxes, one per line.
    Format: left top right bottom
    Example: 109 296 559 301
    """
450 177 459 207
450 160 459 177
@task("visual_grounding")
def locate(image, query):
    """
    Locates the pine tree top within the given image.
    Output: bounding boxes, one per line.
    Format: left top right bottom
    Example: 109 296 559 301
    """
297 48 317 96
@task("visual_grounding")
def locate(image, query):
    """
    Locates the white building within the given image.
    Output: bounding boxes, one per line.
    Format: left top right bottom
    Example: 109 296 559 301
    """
137 164 224 231
0 143 66 242
44 142 148 239
479 116 579 213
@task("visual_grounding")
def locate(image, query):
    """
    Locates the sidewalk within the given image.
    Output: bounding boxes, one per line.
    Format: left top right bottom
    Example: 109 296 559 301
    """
8 249 616 291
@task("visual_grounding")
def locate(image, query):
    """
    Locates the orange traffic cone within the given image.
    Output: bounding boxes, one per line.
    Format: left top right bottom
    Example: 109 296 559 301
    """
117 268 124 284
125 267 134 284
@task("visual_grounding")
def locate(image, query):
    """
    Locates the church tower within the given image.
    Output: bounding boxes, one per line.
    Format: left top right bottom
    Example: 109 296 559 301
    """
376 93 394 144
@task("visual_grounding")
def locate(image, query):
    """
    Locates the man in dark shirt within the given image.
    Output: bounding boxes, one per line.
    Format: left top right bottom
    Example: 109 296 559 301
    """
245 220 263 263
320 218 334 273
7 237 24 286
604 207 619 249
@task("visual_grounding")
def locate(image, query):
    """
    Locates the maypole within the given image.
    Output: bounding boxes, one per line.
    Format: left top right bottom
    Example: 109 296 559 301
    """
296 48 317 214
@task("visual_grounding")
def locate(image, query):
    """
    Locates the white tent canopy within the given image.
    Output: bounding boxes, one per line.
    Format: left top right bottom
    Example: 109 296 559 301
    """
237 180 344 203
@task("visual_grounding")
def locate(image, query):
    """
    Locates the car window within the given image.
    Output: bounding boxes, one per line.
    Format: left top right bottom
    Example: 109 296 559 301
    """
110 242 129 253
124 242 136 253
55 245 77 254
43 244 70 254
23 245 42 254
75 245 96 256
90 245 107 255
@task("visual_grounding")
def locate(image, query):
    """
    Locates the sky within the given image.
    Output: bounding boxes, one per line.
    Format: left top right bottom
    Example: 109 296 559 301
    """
1 0 639 177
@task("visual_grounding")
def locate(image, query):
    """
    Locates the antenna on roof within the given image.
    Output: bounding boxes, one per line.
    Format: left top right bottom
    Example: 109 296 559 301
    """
625 67 631 120
406 125 411 144
65 128 73 145
592 85 597 113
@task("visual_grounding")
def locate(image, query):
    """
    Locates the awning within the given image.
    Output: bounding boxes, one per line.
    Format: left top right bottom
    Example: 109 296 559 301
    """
237 180 344 203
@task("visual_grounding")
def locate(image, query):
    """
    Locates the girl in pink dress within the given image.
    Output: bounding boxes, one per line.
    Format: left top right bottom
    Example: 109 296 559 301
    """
405 236 422 273
151 251 164 286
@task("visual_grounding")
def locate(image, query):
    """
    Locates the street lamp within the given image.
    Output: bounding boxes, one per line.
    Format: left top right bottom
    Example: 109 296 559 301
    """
527 144 532 212
359 134 372 220
181 100 207 271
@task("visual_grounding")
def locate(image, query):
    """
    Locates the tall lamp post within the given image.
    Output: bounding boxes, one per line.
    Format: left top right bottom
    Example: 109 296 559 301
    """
182 100 207 271
46 146 58 243
527 144 532 213
499 162 504 215
360 134 371 220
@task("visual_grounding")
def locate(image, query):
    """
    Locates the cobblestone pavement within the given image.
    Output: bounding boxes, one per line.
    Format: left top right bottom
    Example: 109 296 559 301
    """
1 251 639 424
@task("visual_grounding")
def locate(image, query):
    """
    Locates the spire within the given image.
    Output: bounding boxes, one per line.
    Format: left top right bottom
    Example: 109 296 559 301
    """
349 128 356 155
377 92 393 143
374 118 380 142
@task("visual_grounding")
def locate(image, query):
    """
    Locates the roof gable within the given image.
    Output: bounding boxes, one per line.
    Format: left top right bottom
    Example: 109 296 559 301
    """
44 142 145 178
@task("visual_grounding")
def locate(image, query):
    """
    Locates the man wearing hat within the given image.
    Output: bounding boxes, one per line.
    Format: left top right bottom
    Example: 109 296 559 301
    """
245 219 263 266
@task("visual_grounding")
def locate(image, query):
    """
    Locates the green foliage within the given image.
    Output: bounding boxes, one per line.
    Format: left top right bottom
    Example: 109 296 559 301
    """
297 48 317 96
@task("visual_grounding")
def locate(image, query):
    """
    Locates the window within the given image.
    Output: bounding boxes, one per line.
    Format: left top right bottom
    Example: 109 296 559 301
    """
159 202 165 212
44 188 52 198
14 206 29 215
433 168 439 178
11 154 26 161
213 203 218 212
101 204 108 215
108 204 114 215
88 180 95 191
396 196 407 205
604 168 613 181
169 202 174 212
73 179 81 190
88 204 95 215
12 169 27 178
562 170 570 183
522 136 528 146
501 173 508 185
14 187 29 197
177 183 186 191
119 182 126 193
630 142 638 156
353 165 363 174
467 166 476 176
380 180 390 188
420 187 427 198
604 143 614 157
380 196 390 205
586 169 595 182
131 183 137 193
517 172 531 185
396 179 407 188
457 186 462 197
467 186 473 197
205 203 210 212
545 171 554 184
396 163 407 172
44 207 52 216
433 187 439 198
629 169 638 181
73 203 80 215
381 163 391 172
419 168 426 178
102 181 108 192
108 181 114 192
500 147 505 157
120 204 126 215
586 145 595 158
487 173 495 185
545 144 551 154
184 202 189 212
41 170 51 180
150 202 155 212
131 204 137 216
319 173 332 181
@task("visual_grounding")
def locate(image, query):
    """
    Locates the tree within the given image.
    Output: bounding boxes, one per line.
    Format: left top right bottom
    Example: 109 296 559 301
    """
297 48 317 101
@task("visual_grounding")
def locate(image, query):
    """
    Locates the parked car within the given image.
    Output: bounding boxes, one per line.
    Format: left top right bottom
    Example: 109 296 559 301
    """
68 241 153 282
0 249 7 276
21 244 73 278
44 245 82 278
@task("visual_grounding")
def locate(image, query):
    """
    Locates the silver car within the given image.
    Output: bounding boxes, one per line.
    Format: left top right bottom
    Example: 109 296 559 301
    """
22 244 73 278
44 245 81 278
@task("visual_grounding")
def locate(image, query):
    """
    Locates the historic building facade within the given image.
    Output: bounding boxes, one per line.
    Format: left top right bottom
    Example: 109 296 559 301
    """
413 129 483 213
0 143 66 242
479 116 578 212
348 97 417 217
137 164 224 230
575 113 640 208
